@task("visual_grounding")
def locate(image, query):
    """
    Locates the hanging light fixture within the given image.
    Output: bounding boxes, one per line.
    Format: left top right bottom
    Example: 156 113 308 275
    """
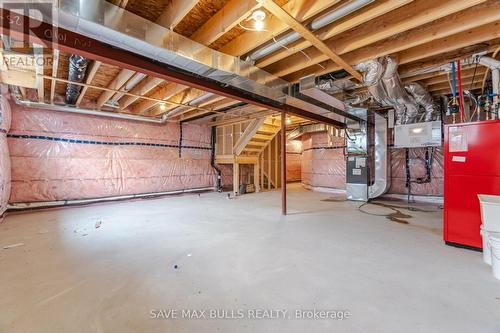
252 9 266 31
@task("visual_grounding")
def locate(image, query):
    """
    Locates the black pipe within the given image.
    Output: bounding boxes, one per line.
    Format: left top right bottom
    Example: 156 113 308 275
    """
210 127 222 192
65 55 88 105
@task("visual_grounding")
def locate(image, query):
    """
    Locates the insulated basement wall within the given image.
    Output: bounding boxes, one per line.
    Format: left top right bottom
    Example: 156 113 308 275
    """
388 147 444 196
7 102 215 203
301 132 346 190
286 139 302 182
0 93 12 215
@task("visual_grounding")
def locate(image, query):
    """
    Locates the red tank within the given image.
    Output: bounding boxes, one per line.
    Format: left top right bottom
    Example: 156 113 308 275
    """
444 119 500 249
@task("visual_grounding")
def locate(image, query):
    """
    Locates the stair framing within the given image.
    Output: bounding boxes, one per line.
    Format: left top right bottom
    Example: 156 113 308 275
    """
215 116 282 195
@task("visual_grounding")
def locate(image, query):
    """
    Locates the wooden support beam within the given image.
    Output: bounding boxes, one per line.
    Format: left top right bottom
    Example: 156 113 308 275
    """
285 21 500 83
191 0 259 45
233 162 240 196
76 60 101 107
233 118 266 155
156 0 199 30
0 69 37 88
254 161 260 193
256 0 412 68
398 21 500 65
132 83 188 114
422 68 486 86
49 49 59 103
96 69 135 108
257 0 362 81
33 44 44 102
111 0 129 8
269 0 490 79
119 77 163 110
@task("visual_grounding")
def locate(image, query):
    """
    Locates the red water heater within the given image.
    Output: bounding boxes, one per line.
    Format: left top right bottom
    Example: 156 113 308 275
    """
444 119 500 249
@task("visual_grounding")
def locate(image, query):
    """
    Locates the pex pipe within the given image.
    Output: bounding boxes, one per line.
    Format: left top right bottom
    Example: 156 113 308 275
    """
456 60 465 122
451 61 457 98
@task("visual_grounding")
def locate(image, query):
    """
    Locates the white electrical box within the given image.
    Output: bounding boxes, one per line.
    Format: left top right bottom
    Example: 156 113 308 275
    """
394 121 442 148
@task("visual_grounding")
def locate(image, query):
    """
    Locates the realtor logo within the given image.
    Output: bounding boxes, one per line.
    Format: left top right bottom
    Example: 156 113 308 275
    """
0 0 58 51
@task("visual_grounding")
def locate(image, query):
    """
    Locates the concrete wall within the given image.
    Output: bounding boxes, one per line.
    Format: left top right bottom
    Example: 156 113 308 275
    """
7 102 215 203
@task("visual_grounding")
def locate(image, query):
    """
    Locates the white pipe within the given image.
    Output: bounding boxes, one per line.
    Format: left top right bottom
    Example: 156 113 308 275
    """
480 56 500 106
248 0 374 61
15 99 168 124
108 72 147 105
309 0 374 30
7 186 214 210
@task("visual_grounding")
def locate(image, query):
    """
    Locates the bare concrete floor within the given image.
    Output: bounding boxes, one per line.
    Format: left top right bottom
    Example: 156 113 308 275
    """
0 184 499 333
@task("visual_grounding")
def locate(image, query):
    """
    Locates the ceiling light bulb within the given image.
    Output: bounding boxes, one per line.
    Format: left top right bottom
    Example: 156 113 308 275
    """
160 103 167 111
286 117 291 124
254 20 264 31
252 9 266 21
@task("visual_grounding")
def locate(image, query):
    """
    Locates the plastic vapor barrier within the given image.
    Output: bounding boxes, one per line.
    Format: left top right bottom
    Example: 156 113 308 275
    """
0 93 12 214
7 102 214 203
286 139 302 182
388 147 444 196
301 133 346 190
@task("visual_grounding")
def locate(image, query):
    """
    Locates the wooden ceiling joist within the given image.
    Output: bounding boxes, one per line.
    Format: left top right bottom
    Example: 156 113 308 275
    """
190 0 259 45
156 0 199 30
285 20 500 83
96 68 135 108
33 44 44 102
256 0 413 68
268 0 489 79
257 0 362 81
119 77 164 110
76 60 102 107
49 49 59 103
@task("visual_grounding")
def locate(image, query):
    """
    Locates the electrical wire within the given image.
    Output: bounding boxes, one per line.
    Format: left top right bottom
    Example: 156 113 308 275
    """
271 36 311 62
238 22 269 32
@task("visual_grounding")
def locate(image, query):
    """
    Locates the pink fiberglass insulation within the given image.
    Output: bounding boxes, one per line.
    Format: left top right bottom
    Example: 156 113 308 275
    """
0 93 12 214
299 131 444 196
388 147 444 196
286 153 301 182
286 139 302 182
301 132 346 190
7 102 215 203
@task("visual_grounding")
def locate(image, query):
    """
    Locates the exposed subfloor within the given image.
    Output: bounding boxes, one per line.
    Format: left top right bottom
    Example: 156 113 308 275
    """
0 184 499 333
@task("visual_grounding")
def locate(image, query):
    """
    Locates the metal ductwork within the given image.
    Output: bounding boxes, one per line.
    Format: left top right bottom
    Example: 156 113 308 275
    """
287 123 328 140
368 111 389 198
64 0 105 105
65 54 88 105
247 0 374 62
356 56 436 124
404 82 438 122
